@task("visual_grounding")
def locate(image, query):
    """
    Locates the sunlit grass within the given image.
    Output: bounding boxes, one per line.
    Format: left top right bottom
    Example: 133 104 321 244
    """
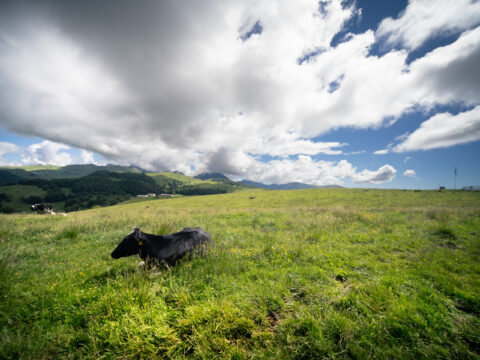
0 189 479 359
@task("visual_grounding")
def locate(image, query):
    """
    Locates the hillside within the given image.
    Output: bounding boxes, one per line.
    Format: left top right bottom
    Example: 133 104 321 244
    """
0 164 141 184
149 172 205 185
194 172 230 180
0 189 478 359
147 172 254 196
1 166 342 192
0 171 161 213
0 171 254 213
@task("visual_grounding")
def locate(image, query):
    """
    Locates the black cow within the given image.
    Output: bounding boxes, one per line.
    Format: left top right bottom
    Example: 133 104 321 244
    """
31 204 54 214
111 227 212 266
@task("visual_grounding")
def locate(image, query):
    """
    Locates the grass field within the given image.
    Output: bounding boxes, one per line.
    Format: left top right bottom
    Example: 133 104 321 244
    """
0 189 479 359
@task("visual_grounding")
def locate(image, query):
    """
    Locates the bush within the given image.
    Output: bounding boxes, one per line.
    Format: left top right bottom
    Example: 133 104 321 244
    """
45 190 66 202
0 207 15 214
23 195 44 204
0 193 11 202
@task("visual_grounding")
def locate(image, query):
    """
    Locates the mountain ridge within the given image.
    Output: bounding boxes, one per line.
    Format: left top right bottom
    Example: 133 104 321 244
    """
0 164 140 184
0 166 345 192
241 180 343 190
193 172 343 189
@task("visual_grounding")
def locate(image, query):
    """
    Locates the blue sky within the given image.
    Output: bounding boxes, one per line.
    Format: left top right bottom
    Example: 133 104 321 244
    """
0 0 479 189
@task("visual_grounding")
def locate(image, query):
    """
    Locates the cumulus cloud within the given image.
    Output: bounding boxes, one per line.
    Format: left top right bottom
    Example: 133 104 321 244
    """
377 0 480 50
0 0 479 184
394 106 480 152
80 150 96 164
373 149 389 155
221 155 397 186
21 140 73 166
0 141 21 165
403 169 417 178
353 165 397 184
409 27 480 106
0 141 20 157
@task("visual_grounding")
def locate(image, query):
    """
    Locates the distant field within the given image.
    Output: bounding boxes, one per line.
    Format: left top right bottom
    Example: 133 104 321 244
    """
148 172 205 185
0 189 479 359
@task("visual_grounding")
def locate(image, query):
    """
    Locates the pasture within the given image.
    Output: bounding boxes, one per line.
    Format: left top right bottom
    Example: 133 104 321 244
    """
0 189 479 359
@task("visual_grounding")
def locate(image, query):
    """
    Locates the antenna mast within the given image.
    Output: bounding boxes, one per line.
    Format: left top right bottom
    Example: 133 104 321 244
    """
454 166 457 190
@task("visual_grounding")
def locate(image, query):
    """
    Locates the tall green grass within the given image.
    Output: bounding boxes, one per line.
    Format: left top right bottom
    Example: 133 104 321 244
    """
0 189 479 359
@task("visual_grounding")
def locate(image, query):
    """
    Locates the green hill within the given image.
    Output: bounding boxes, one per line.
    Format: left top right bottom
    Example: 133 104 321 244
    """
0 189 478 359
194 172 230 180
0 184 47 213
146 172 254 196
0 171 160 213
0 164 140 184
148 172 205 185
0 170 255 213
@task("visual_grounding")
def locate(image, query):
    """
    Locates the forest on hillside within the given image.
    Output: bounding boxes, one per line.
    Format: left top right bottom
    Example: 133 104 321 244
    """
0 171 248 213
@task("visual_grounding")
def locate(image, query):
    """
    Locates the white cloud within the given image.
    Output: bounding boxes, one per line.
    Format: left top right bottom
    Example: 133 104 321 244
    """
394 106 480 152
403 169 417 178
0 1 478 184
373 149 389 155
403 156 411 163
347 150 366 155
247 138 346 157
353 165 397 184
377 0 480 50
0 141 21 165
22 140 73 166
408 27 480 106
0 141 20 157
218 154 397 186
80 150 95 164
239 156 356 185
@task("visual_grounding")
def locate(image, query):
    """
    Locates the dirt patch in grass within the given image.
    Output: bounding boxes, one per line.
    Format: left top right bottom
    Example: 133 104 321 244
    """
441 242 457 249
267 310 280 328
455 297 480 315
433 225 456 240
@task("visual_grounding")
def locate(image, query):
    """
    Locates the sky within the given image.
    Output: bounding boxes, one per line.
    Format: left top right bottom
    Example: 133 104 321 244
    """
0 0 479 189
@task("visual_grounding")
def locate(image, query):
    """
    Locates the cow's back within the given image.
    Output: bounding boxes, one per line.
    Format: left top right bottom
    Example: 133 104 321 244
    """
181 227 211 241
148 227 211 264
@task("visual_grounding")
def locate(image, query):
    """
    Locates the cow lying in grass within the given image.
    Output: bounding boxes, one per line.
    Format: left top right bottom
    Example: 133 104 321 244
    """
111 227 212 267
31 204 54 214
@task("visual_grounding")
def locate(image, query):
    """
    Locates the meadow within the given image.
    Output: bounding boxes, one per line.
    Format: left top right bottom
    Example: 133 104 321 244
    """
0 189 479 359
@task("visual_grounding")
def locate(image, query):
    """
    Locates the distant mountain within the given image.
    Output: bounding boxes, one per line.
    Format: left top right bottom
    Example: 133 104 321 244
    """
192 173 343 190
241 180 343 190
194 172 230 180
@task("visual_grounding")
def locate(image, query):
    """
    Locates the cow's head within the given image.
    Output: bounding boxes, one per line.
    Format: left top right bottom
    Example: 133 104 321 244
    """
111 227 142 259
